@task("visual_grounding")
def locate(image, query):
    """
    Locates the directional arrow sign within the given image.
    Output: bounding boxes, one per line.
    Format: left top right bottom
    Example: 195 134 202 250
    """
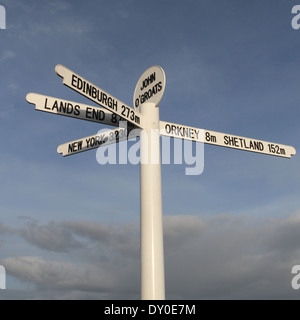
26 93 127 127
57 127 138 157
160 121 296 159
55 65 144 129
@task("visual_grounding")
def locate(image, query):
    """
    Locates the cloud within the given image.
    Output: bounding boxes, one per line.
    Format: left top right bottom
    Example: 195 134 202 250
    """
267 214 300 257
163 215 206 247
62 221 139 257
45 1 71 14
2 0 70 14
0 50 16 62
164 213 300 299
2 213 300 299
1 256 115 292
4 1 90 38
0 224 12 234
19 221 83 253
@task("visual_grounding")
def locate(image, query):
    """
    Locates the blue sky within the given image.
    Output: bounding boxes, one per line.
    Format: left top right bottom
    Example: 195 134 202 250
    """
0 0 300 299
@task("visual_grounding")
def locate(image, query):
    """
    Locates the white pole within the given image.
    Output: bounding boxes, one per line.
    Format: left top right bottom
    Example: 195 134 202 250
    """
140 102 165 300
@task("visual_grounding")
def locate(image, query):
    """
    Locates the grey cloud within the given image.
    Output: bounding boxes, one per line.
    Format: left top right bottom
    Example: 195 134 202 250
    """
20 222 83 253
163 215 206 247
3 213 300 299
267 214 300 255
0 223 13 234
2 256 116 292
62 220 139 257
0 50 16 62
164 214 300 299
62 220 121 242
4 0 90 38
14 219 139 256
45 1 71 14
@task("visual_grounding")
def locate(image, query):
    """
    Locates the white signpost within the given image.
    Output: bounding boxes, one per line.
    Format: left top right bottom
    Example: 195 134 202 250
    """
133 66 166 300
55 65 144 129
57 127 131 157
0 265 5 290
160 121 296 158
133 65 166 113
26 93 128 128
26 65 296 300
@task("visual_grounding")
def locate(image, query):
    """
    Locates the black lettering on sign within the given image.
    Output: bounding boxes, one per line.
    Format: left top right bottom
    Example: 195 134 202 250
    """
171 125 177 136
121 105 130 118
86 82 92 97
164 124 200 140
224 135 229 145
205 132 217 143
71 74 78 88
239 138 264 151
233 137 239 147
223 135 239 147
86 134 107 148
140 72 156 90
224 136 265 151
86 107 92 119
85 107 105 121
238 138 244 148
74 105 80 116
268 144 284 155
50 100 80 116
60 102 67 113
86 137 95 148
71 74 119 112
135 98 140 108
165 124 171 134
52 101 59 112
44 98 50 110
130 110 135 121
66 103 73 114
138 81 163 105
111 114 117 124
68 141 83 153
242 139 249 149
254 141 264 151
249 140 255 150
44 98 82 116
157 82 162 91
92 86 97 99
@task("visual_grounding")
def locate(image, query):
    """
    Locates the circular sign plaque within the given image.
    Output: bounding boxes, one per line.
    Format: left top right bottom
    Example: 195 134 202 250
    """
133 66 166 112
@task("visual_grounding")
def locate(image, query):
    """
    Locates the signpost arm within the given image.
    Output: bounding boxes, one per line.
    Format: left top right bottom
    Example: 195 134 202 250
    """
57 126 134 157
140 102 165 300
160 121 296 159
26 93 128 128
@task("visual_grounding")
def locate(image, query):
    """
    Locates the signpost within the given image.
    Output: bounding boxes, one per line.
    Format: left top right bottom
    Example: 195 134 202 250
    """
26 93 127 128
160 121 296 158
57 127 132 157
133 65 166 113
134 66 166 300
55 65 144 129
26 64 296 300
